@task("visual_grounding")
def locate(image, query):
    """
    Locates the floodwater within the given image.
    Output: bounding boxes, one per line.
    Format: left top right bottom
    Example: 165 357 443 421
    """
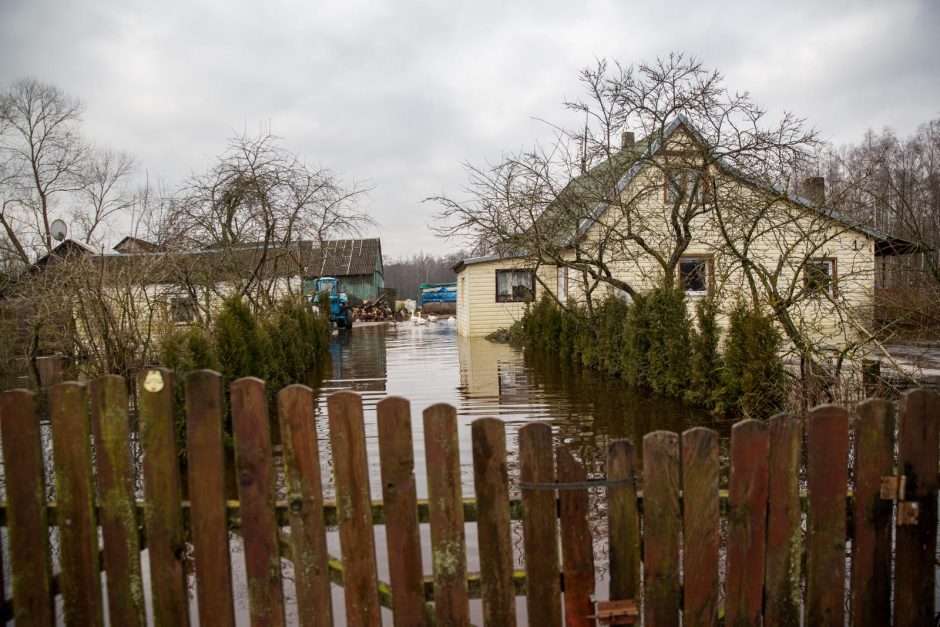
294 321 726 626
313 321 723 498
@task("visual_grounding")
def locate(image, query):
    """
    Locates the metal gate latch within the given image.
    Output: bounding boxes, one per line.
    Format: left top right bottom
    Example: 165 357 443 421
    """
587 599 638 625
881 474 919 526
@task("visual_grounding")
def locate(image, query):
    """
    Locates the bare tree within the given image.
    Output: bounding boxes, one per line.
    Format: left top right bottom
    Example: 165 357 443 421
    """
74 146 136 246
433 55 819 310
0 77 86 264
170 128 373 311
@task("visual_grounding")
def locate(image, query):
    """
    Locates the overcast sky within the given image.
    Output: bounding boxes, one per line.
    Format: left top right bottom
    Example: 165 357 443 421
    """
1 0 937 258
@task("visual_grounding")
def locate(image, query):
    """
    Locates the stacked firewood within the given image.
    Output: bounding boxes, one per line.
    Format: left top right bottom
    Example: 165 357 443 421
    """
352 293 395 321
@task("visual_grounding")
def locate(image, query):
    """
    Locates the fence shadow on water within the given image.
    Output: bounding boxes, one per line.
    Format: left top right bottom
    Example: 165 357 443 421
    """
0 368 937 626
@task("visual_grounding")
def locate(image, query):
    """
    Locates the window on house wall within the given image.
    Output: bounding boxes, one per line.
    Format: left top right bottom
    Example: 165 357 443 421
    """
678 256 712 296
496 269 535 303
805 258 836 296
169 295 196 324
556 266 568 302
664 168 707 203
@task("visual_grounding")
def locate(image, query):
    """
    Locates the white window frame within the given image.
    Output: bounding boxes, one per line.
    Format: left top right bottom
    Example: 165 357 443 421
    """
678 256 712 297
495 269 535 303
556 266 568 302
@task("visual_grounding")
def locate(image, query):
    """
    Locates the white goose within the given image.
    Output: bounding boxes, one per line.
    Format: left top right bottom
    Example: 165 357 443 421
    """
411 311 428 325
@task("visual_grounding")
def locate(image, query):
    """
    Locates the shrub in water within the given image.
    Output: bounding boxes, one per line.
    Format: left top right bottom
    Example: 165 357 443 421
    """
722 300 786 419
686 296 724 411
213 295 272 381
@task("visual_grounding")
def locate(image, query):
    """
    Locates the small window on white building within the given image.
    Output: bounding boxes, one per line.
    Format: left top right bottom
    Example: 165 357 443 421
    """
556 266 568 302
805 258 836 296
496 269 535 303
169 295 196 324
678 256 712 296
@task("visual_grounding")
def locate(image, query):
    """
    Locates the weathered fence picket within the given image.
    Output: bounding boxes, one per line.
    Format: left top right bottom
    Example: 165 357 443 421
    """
49 382 103 626
279 384 334 627
471 417 516 626
186 370 236 627
138 367 189 627
519 421 562 626
90 375 146 627
680 427 719 627
764 413 802 627
0 371 937 626
725 419 769 626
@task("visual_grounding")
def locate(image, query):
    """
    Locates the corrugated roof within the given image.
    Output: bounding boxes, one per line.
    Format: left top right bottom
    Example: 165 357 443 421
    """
304 238 382 277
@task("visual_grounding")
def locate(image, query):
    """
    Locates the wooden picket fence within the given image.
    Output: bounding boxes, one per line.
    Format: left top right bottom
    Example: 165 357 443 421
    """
0 368 937 626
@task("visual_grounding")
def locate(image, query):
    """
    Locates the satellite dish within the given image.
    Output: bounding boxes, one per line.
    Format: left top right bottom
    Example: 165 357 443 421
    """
50 219 68 242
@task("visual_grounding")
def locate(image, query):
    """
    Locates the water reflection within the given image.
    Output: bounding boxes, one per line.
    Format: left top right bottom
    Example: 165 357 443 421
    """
314 322 729 497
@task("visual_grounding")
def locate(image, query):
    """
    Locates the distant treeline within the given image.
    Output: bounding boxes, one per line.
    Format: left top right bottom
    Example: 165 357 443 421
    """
383 251 467 301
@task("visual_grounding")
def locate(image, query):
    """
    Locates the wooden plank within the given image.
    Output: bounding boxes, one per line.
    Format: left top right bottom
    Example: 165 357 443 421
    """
471 418 516 627
90 376 146 627
0 389 53 626
231 377 285 627
642 430 680 627
851 399 893 627
186 370 236 627
764 413 802 627
606 439 640 601
376 396 426 626
327 391 381 626
519 421 562 626
894 388 939 627
278 384 333 627
725 419 769 627
806 405 849 627
49 382 104 626
556 446 595 627
137 367 190 626
424 403 470 625
680 427 718 627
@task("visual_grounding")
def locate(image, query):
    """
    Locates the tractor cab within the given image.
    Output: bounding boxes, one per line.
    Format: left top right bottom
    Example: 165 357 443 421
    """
303 276 354 329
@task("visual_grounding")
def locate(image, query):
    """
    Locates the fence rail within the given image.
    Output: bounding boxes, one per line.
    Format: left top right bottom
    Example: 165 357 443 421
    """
0 369 937 626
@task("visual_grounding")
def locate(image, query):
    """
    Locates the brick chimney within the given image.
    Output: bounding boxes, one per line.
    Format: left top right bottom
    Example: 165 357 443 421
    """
803 176 825 206
621 131 635 150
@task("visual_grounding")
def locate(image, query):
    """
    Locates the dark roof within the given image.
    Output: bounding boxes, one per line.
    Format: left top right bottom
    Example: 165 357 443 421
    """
113 236 164 254
305 238 382 277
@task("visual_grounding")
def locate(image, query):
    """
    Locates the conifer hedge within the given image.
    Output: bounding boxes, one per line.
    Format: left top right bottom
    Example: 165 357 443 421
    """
517 288 786 419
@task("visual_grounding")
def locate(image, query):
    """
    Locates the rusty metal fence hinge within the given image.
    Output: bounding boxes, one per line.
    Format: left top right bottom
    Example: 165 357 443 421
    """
881 474 919 526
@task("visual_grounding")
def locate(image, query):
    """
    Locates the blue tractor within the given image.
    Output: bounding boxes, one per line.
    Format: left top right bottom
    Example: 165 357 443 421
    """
304 277 354 329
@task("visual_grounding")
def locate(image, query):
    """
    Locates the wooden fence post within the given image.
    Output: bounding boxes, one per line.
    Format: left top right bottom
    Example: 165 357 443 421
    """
186 370 236 627
90 375 146 627
49 382 104 626
138 367 190 627
725 419 769 626
806 405 849 627
0 389 53 626
328 391 381 626
424 403 470 626
764 414 802 627
279 384 333 627
894 388 939 627
851 399 894 626
556 446 595 627
231 377 286 627
376 396 426 626
607 439 640 602
680 427 719 627
642 431 681 627
471 417 516 626
519 421 562 626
